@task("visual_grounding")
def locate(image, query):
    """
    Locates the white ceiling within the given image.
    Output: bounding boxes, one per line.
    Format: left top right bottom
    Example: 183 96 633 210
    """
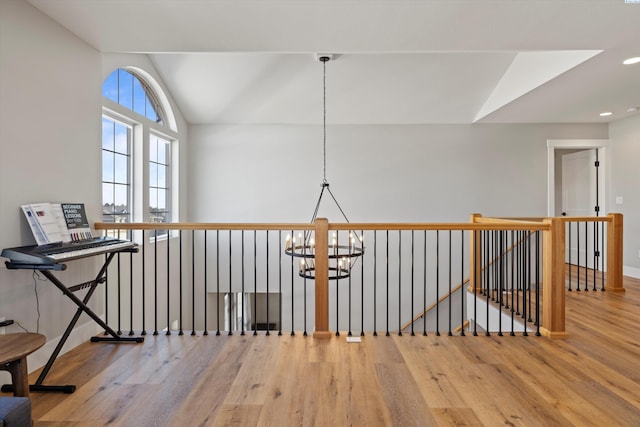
27 0 640 125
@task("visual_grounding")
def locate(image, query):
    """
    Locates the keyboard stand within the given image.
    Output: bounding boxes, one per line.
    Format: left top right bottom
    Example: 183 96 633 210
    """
2 250 143 394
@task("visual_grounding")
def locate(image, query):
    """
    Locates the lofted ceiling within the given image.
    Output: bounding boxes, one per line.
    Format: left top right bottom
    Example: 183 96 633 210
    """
26 0 640 125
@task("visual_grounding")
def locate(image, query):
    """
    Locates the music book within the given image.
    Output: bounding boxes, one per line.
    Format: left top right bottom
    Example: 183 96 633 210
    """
21 203 92 245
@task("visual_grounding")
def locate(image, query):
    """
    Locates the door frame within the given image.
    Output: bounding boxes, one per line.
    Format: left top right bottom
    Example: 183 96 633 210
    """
547 139 609 217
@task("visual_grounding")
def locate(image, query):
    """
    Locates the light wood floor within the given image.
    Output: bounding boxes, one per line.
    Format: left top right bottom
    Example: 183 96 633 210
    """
11 276 640 426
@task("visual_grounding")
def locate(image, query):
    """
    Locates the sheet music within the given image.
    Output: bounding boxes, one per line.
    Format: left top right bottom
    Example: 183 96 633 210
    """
21 202 93 245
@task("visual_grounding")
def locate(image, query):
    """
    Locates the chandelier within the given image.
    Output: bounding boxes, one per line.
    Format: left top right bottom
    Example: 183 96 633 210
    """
284 55 364 280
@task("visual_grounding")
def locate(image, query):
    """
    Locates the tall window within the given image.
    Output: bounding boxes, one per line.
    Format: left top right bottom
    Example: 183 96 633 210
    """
102 117 131 225
149 134 170 222
102 67 178 238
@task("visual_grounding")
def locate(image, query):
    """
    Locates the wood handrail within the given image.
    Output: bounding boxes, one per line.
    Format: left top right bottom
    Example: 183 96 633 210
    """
95 222 315 231
95 222 550 232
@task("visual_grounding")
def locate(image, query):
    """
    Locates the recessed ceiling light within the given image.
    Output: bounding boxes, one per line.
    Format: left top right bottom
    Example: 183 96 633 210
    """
623 57 640 65
599 111 613 117
627 107 639 113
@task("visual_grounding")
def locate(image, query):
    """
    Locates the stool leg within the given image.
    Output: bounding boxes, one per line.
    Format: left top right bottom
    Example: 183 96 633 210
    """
5 357 29 397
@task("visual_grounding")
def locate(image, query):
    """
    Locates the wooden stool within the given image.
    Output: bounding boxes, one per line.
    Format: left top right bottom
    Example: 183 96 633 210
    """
0 333 46 397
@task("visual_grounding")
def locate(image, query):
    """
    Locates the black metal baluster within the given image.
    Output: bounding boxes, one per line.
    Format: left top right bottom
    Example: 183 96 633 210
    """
472 230 478 336
410 230 415 336
129 251 134 336
497 231 503 337
191 230 196 336
522 232 529 337
154 230 159 336
266 230 270 336
216 230 220 335
398 230 402 337
584 221 589 292
290 229 294 336
423 230 428 336
436 230 440 336
528 232 533 323
535 231 541 336
601 222 606 291
335 232 339 337
485 230 490 336
510 231 515 336
141 233 146 336
179 230 184 335
515 231 521 316
568 222 572 291
253 230 258 336
117 252 122 335
166 230 171 335
278 230 283 336
577 221 582 291
348 231 353 337
460 230 465 337
593 221 598 291
386 230 390 337
304 231 308 337
241 230 245 336
361 229 365 337
448 230 452 336
373 230 378 337
104 253 110 335
228 230 233 336
203 230 208 336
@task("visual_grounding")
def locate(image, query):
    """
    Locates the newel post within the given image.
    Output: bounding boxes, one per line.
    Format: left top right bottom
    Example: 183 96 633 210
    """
541 217 568 339
469 214 482 293
606 213 625 292
313 218 332 339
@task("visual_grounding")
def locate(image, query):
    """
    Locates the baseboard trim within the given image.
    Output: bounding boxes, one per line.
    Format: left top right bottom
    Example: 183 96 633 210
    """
623 265 640 279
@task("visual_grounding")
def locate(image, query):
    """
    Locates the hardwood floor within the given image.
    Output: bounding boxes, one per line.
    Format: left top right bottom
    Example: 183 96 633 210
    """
11 277 640 426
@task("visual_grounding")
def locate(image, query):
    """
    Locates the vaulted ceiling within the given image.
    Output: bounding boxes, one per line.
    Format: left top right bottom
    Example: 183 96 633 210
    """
27 0 640 125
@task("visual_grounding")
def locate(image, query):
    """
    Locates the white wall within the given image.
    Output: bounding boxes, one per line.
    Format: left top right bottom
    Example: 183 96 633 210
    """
188 123 608 223
609 114 640 276
0 0 103 370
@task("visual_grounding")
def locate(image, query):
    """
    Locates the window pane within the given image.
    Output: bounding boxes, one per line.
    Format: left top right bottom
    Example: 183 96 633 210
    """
118 69 133 109
149 188 158 213
157 164 167 188
146 96 162 123
114 153 128 184
149 162 158 187
102 70 119 102
114 122 129 153
102 183 114 208
133 76 146 118
114 184 129 211
102 151 114 182
157 139 168 164
157 191 167 211
102 117 114 151
149 136 158 163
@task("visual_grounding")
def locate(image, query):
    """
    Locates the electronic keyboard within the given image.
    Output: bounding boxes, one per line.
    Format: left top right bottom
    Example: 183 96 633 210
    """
2 236 137 269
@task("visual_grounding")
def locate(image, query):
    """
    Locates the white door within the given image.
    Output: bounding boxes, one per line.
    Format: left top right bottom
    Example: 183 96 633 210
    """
562 149 598 268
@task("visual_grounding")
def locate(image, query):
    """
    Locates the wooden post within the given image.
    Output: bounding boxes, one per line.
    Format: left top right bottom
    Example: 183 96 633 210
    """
606 213 625 292
541 217 568 339
313 218 332 339
469 214 482 293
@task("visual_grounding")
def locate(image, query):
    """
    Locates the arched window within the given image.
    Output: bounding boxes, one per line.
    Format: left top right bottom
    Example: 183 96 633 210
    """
102 68 166 125
102 68 178 238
